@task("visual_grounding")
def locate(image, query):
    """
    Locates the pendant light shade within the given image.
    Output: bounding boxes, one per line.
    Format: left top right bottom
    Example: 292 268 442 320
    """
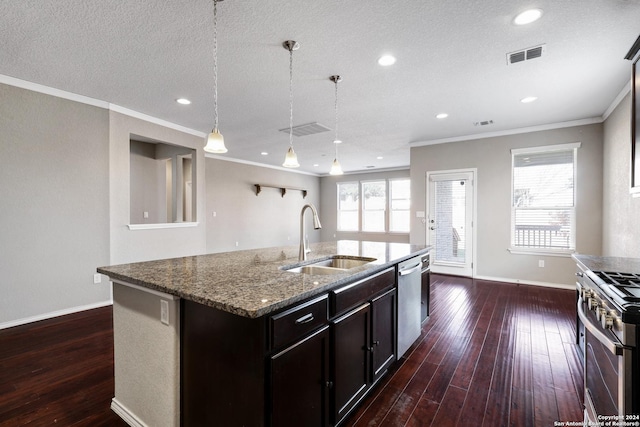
330 158 343 175
204 0 228 154
204 128 227 153
283 146 300 168
282 40 300 168
329 75 344 175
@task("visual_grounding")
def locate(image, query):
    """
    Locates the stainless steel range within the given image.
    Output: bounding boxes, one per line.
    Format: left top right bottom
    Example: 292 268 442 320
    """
576 263 640 422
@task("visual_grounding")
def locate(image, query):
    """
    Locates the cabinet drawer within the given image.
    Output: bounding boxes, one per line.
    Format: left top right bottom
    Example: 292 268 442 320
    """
330 268 395 317
270 295 328 349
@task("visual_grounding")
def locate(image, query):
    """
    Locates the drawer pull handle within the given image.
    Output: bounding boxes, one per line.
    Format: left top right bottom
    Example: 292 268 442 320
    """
295 313 314 324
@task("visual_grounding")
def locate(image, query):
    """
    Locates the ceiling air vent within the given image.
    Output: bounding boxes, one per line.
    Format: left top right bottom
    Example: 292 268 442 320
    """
474 120 494 126
279 122 331 137
507 44 546 65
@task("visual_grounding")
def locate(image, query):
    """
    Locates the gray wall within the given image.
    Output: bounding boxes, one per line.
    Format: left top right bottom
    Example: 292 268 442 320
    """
109 111 207 265
0 83 111 326
410 124 604 287
603 93 640 256
319 169 410 244
206 158 321 253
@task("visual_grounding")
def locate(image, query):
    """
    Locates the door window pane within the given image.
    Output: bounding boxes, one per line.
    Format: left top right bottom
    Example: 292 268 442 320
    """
434 180 466 264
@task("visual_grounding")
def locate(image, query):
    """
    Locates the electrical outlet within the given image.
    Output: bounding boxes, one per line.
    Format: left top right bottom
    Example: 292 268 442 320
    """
143 211 149 219
235 241 239 247
538 260 545 268
160 300 169 325
93 273 102 284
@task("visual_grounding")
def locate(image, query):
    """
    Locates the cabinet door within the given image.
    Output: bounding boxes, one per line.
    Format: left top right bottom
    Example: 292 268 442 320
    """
332 303 371 425
270 326 330 427
371 288 396 384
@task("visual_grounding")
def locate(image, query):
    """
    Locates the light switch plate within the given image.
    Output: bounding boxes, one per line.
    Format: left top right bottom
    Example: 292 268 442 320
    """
160 300 169 325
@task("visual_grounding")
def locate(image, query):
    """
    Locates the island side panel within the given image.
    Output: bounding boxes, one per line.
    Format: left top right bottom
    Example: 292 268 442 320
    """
112 283 181 427
181 299 267 426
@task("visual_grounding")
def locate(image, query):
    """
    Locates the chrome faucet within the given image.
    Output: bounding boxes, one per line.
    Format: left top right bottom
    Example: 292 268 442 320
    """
299 204 322 261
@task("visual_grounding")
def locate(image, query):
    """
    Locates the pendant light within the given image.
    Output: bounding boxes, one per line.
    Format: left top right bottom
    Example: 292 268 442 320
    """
329 75 344 175
204 0 228 154
282 40 300 168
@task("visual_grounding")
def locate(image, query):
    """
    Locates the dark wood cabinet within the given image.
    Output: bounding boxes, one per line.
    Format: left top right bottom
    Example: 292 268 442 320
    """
182 266 399 427
270 325 330 427
332 303 371 425
371 288 396 383
421 267 430 323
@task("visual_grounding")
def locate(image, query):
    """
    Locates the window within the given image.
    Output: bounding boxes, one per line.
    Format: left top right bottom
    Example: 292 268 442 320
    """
390 179 410 232
362 181 386 231
511 143 580 252
337 178 410 233
337 182 359 231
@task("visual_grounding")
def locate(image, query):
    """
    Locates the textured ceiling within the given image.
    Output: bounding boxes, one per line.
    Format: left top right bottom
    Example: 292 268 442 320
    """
1 0 639 174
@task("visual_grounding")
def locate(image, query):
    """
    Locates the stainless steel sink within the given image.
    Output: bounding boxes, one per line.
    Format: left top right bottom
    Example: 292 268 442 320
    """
283 255 376 275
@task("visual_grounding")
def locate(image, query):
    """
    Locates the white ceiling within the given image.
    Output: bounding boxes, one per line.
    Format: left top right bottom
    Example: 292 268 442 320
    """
1 0 639 174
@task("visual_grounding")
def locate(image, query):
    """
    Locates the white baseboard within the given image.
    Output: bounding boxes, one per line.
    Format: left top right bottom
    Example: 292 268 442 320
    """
111 398 148 427
0 300 113 330
473 275 575 291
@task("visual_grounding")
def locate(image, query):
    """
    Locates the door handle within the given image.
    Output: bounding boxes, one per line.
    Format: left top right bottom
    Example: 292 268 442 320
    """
399 264 422 276
430 226 435 230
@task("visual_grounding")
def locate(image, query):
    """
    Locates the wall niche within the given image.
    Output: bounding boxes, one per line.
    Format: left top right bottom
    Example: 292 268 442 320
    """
130 136 196 225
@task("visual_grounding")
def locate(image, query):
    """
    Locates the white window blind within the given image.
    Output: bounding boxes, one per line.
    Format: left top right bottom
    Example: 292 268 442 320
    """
511 143 579 251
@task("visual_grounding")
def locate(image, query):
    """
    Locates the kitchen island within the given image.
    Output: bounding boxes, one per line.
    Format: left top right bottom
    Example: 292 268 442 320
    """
98 240 429 427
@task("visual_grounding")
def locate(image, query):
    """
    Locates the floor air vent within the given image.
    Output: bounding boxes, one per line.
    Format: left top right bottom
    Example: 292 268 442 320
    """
507 44 546 65
279 122 331 137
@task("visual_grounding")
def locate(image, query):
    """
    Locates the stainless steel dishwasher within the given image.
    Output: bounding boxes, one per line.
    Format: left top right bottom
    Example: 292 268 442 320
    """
397 255 423 358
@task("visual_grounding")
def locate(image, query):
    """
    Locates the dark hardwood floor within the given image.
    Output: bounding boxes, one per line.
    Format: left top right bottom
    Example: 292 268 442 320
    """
0 274 583 426
0 307 127 427
344 274 584 427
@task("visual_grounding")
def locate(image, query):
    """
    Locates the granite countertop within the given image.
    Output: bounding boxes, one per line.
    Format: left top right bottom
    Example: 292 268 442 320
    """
98 240 430 319
572 254 640 274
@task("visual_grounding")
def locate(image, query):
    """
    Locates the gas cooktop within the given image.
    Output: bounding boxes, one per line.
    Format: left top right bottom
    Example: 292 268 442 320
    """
592 271 640 287
589 270 640 322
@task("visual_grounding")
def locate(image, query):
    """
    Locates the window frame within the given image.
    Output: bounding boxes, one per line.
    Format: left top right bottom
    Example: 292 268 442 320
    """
389 178 411 233
509 142 580 256
336 181 360 232
336 178 410 234
361 179 387 233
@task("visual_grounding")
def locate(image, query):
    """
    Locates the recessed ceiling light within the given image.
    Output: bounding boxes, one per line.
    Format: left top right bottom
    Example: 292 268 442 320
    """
313 163 319 167
176 98 191 105
333 139 342 144
261 152 269 156
520 96 538 103
513 9 543 25
377 156 384 160
378 55 396 66
436 113 449 119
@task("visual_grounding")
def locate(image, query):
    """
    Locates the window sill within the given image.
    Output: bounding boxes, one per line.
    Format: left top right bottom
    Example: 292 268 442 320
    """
507 247 574 257
127 222 199 230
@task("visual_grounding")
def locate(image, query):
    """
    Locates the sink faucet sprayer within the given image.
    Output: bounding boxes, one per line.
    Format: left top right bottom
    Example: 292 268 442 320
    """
299 204 322 261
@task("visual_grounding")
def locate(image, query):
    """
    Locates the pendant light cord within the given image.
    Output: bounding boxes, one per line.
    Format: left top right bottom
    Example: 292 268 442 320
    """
334 79 339 157
334 79 339 143
213 0 219 130
288 47 294 148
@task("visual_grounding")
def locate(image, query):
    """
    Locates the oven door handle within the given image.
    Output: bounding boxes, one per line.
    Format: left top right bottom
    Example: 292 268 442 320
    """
577 301 625 356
